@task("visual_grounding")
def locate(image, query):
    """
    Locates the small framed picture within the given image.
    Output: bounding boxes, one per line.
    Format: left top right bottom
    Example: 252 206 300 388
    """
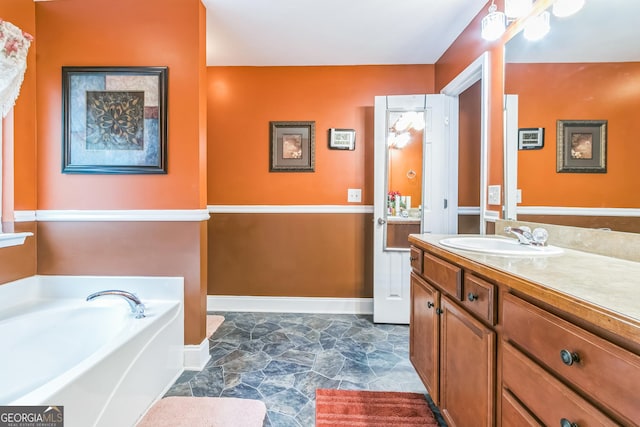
269 121 315 172
328 128 356 150
518 128 544 150
557 120 607 173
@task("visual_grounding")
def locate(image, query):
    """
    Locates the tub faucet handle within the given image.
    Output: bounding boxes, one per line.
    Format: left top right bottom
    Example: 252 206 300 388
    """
86 290 146 319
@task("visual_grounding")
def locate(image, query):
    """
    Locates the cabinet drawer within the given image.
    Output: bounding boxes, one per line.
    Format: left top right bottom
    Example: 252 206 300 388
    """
503 293 640 425
501 389 542 427
422 252 461 299
410 246 423 273
460 274 496 325
502 342 617 426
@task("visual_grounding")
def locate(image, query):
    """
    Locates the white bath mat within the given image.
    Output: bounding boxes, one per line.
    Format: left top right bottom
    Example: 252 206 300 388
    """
136 396 266 427
206 314 225 338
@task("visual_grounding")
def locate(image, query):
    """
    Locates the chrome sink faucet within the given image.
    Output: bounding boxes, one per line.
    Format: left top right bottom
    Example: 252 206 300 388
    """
86 290 146 318
504 226 548 247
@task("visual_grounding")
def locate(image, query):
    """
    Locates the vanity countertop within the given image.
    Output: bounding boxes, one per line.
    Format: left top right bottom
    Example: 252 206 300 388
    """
409 233 640 345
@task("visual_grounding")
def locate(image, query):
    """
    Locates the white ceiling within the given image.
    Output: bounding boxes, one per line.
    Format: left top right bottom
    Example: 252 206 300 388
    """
201 0 488 66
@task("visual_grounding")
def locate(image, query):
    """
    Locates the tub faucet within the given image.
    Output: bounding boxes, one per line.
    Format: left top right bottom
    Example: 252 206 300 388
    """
86 290 146 319
504 226 534 245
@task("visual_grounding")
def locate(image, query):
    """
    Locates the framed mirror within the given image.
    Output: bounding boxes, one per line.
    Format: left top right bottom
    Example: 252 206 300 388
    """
504 0 640 233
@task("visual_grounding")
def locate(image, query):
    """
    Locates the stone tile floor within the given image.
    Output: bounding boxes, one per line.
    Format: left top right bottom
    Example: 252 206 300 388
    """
165 312 444 426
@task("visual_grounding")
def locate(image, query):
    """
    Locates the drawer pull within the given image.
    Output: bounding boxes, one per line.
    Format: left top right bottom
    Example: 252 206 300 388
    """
427 301 434 309
467 292 478 302
560 349 580 366
560 418 578 427
410 256 418 261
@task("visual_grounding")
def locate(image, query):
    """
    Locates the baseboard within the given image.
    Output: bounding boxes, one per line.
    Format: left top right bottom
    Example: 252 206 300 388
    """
183 338 210 371
207 295 374 315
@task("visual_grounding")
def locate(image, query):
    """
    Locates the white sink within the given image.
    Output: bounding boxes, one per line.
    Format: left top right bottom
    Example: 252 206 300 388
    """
439 236 563 256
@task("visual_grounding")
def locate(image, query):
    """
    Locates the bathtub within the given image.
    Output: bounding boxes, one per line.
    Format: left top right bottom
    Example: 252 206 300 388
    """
0 275 184 427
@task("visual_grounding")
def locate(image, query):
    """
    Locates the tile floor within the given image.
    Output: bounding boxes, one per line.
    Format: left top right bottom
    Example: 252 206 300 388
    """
165 312 444 426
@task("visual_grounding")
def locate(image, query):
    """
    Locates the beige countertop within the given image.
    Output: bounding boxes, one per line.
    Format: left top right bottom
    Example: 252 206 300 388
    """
410 233 640 326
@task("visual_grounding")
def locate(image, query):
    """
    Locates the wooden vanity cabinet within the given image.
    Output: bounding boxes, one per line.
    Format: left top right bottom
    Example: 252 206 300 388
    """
409 246 496 427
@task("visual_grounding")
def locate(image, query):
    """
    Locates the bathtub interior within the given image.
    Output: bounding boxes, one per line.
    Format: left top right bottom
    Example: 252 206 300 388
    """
0 275 184 427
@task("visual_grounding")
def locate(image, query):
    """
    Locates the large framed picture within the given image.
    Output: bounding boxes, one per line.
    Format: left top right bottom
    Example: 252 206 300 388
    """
557 119 607 173
62 66 168 174
269 121 315 172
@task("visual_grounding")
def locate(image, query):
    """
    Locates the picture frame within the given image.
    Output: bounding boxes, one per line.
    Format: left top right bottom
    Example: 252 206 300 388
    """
557 119 607 173
269 121 315 172
62 66 168 174
328 128 356 150
518 127 544 150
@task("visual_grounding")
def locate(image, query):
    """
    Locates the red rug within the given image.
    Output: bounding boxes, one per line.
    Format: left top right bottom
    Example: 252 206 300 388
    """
315 389 440 426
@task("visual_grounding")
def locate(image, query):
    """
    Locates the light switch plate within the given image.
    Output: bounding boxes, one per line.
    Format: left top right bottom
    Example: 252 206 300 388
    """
347 188 362 203
488 185 501 205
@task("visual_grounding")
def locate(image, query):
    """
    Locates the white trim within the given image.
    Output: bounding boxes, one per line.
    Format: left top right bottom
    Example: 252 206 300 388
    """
441 52 490 235
458 206 481 215
25 209 210 222
208 205 374 214
208 295 373 315
504 94 519 221
0 232 33 248
484 210 500 222
183 338 211 371
14 210 36 222
517 206 640 217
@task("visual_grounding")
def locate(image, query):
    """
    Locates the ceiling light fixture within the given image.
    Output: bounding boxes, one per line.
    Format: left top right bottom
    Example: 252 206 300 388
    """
481 0 506 41
523 11 550 41
552 0 585 18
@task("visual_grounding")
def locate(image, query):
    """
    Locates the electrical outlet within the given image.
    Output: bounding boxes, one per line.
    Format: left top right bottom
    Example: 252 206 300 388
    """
347 188 362 203
488 185 501 206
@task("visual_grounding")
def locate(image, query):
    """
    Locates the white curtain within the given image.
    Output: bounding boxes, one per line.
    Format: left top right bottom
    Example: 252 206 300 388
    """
0 19 33 118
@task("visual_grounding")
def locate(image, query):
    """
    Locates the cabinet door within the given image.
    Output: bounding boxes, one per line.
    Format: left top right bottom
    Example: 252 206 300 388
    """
410 272 440 404
440 296 496 427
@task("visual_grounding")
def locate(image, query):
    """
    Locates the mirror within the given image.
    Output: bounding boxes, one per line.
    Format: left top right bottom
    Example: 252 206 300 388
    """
504 0 640 232
385 110 425 249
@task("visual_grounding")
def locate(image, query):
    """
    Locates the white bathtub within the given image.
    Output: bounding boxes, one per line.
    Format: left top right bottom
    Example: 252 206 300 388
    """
0 275 184 427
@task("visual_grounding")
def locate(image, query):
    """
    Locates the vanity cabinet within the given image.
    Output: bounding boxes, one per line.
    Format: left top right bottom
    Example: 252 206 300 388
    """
410 246 496 427
408 237 640 427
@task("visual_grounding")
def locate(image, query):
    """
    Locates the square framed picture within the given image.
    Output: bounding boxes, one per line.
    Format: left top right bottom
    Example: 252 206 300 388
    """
62 66 168 174
328 128 356 150
557 120 607 173
269 121 315 172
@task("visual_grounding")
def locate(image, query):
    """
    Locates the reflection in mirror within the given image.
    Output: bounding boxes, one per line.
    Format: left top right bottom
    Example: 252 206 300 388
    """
504 0 640 233
385 110 424 249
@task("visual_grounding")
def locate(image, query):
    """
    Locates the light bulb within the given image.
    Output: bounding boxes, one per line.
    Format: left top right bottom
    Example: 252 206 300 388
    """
505 0 533 19
394 133 411 149
481 2 506 41
523 11 550 41
552 0 585 17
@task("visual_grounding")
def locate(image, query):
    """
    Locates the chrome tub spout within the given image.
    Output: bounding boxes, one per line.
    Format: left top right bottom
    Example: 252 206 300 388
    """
86 290 146 318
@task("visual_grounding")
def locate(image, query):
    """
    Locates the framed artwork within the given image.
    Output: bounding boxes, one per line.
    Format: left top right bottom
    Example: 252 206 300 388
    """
557 120 607 173
269 121 315 172
62 66 168 174
328 128 356 150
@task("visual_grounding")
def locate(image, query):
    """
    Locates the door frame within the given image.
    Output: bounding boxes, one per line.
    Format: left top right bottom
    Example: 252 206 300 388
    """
441 52 491 234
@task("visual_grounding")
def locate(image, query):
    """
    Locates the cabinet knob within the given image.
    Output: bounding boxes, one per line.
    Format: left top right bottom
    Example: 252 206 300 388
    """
560 418 578 427
427 301 434 309
410 256 418 261
436 308 443 315
560 349 580 366
467 292 478 302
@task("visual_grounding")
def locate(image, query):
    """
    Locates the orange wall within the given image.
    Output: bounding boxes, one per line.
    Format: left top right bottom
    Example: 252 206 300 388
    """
507 62 640 208
35 0 205 210
207 65 435 205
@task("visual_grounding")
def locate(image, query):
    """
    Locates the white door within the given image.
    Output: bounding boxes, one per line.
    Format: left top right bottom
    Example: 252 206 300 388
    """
373 94 454 324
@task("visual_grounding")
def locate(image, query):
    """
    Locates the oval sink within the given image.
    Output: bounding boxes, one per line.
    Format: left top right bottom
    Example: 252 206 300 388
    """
439 236 563 256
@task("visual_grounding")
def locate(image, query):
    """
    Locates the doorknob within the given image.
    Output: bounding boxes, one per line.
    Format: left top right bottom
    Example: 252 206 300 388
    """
377 218 386 225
